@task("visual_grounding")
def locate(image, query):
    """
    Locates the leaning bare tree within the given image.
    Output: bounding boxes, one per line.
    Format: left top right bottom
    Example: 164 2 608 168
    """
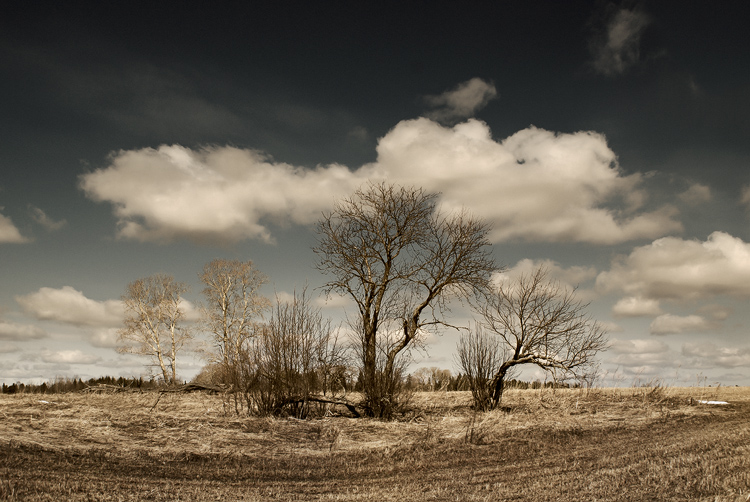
117 274 191 384
199 259 269 409
314 182 495 418
476 266 608 408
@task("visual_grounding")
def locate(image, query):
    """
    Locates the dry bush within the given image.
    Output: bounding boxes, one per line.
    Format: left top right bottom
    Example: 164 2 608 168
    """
455 324 505 411
246 289 348 418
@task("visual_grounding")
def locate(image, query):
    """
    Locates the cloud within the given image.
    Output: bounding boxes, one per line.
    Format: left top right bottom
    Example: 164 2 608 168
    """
610 338 670 355
0 321 47 341
89 328 119 348
699 304 733 321
29 206 67 231
179 298 201 323
41 350 101 365
0 344 20 354
495 258 597 286
590 6 651 76
598 320 623 333
607 338 676 370
605 338 750 378
80 145 367 244
612 296 662 317
424 78 498 123
491 258 598 300
597 232 750 300
0 212 29 243
650 314 713 335
347 126 370 142
682 342 750 369
677 183 711 205
273 291 296 306
374 120 681 244
16 286 124 327
315 292 352 309
740 185 750 209
82 118 681 245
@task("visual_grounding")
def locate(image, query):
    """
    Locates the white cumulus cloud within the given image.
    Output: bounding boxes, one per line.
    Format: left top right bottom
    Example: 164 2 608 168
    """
491 258 598 301
16 286 125 328
0 321 47 341
424 78 497 123
597 232 750 300
612 296 663 317
89 328 120 348
41 350 101 365
740 185 750 209
80 145 367 244
374 119 681 244
314 292 352 309
0 212 29 243
607 338 675 370
0 344 19 354
81 117 681 246
649 314 713 335
610 338 670 355
682 342 750 369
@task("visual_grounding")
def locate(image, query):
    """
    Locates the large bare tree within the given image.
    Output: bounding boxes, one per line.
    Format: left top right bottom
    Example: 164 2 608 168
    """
476 266 608 408
314 182 495 417
117 274 190 384
199 259 269 389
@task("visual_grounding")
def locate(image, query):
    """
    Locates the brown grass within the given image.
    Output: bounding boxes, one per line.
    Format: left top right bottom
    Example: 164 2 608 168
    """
1 386 749 501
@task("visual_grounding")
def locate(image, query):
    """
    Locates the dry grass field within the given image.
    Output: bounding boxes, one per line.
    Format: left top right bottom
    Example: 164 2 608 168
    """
1 386 749 501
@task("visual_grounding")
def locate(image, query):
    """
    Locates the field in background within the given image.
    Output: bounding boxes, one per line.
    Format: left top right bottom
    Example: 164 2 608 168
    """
1 386 749 501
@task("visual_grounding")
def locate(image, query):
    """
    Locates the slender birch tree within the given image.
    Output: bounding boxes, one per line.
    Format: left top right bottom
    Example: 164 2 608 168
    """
117 274 190 384
199 259 269 390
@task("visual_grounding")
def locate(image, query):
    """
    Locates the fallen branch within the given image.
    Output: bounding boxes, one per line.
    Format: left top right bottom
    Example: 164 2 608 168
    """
282 396 361 418
150 383 224 412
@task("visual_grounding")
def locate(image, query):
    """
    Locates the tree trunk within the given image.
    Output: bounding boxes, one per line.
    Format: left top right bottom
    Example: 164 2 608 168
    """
490 365 510 409
156 349 169 384
362 322 377 412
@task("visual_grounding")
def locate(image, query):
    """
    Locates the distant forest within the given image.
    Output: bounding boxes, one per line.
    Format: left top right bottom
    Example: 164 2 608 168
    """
1 373 578 395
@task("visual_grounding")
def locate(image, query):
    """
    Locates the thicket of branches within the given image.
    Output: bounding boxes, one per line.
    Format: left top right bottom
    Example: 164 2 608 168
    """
455 325 510 411
246 289 348 417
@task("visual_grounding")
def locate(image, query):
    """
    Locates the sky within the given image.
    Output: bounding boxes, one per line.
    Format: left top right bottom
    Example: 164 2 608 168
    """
1 1 749 387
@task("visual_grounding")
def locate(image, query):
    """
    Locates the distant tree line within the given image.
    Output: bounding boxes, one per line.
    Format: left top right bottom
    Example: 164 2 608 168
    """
0 376 165 394
0 370 580 396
